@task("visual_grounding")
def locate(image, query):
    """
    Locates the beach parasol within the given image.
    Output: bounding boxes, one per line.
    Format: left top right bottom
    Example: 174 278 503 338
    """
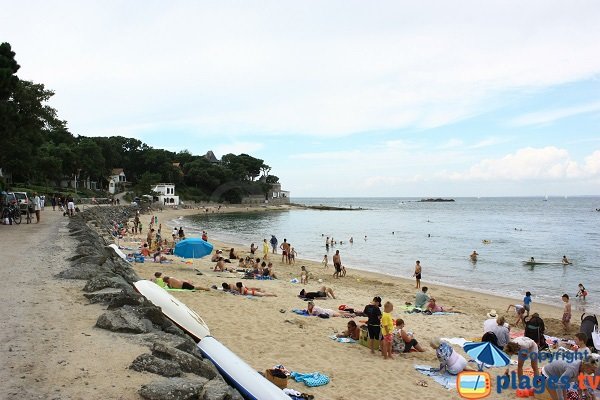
463 341 510 369
174 238 214 259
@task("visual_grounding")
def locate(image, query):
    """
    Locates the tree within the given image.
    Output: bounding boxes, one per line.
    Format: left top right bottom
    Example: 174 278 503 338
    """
134 172 161 196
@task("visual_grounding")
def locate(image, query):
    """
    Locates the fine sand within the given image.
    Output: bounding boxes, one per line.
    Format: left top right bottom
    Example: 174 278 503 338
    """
128 207 585 400
0 205 588 400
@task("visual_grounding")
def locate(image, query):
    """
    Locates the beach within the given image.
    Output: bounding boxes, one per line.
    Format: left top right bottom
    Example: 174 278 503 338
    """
131 207 575 399
0 205 583 400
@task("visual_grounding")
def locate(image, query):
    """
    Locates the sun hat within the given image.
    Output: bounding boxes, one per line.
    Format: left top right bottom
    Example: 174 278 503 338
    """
487 309 498 318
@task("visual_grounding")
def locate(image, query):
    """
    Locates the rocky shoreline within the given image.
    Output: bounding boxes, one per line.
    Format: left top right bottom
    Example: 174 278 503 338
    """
63 206 243 400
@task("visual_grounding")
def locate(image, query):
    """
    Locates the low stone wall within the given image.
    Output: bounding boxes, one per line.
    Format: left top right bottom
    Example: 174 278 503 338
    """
61 206 243 400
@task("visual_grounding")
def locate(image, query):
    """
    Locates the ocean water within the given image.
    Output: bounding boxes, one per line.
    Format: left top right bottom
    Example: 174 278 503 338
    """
177 197 600 311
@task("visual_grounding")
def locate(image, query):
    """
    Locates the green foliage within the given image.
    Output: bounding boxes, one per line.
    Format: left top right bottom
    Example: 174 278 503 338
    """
0 42 282 203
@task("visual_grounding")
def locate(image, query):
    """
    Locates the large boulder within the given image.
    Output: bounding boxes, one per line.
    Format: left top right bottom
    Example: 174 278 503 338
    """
151 342 212 376
83 274 131 292
199 378 232 400
96 307 155 334
139 377 208 400
130 353 182 377
83 288 124 304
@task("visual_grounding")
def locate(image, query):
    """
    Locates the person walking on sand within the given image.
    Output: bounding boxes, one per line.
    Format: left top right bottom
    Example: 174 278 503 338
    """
322 254 328 269
270 235 278 254
300 266 309 285
262 239 269 260
280 239 291 264
413 260 422 288
332 250 342 278
31 192 41 223
561 294 571 331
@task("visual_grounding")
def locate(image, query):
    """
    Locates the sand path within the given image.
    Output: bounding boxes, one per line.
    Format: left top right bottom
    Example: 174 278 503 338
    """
0 209 149 400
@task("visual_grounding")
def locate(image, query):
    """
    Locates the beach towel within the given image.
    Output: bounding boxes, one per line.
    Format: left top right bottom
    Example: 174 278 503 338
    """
510 330 524 339
290 371 330 387
292 309 310 316
414 365 457 390
328 335 357 343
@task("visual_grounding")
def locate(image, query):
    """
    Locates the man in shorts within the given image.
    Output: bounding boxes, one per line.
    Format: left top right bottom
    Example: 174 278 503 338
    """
333 250 342 278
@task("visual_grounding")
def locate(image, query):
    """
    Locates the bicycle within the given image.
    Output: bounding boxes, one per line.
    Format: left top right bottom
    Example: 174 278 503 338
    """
2 203 22 225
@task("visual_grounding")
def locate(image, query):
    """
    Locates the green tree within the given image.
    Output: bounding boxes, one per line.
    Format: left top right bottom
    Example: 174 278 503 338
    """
134 172 161 196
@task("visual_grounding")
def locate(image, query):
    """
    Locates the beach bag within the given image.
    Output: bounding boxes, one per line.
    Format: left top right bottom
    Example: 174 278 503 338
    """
525 315 545 347
482 331 499 347
592 324 600 351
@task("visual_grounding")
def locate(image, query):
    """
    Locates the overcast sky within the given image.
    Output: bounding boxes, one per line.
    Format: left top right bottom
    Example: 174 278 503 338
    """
4 1 600 197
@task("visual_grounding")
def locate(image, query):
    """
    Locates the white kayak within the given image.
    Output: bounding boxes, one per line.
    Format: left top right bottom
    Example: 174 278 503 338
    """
197 337 290 400
108 243 127 260
133 280 210 340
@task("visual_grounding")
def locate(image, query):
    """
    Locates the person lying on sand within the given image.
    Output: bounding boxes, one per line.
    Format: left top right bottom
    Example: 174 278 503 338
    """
299 286 336 299
162 276 210 291
336 320 361 340
234 282 277 297
426 298 457 313
307 301 354 317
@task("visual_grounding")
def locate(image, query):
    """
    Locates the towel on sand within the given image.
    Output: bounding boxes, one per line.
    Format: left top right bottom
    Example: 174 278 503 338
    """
290 372 330 387
292 309 310 316
328 335 357 343
414 365 457 390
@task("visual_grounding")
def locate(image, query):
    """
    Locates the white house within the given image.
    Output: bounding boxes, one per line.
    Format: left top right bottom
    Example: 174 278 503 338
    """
108 168 126 194
152 183 180 206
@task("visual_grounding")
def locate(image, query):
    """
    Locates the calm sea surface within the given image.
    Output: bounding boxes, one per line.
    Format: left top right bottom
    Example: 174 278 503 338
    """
176 197 600 310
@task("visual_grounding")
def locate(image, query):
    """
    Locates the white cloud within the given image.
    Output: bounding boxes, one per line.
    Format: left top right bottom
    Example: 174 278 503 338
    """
4 1 600 137
510 102 600 127
468 137 511 149
438 139 464 149
445 147 600 181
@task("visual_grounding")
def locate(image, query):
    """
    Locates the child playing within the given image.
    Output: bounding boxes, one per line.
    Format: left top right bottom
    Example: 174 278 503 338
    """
506 304 526 327
289 247 297 264
322 255 328 269
300 266 309 285
523 291 532 317
576 283 588 301
381 301 395 360
561 294 571 331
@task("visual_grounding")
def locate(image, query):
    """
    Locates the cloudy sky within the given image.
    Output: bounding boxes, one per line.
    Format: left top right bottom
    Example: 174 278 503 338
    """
4 1 600 197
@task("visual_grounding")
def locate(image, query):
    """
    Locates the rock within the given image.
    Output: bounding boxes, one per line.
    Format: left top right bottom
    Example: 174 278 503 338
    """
95 308 154 334
56 263 112 280
83 288 124 304
83 274 131 292
70 255 107 267
151 343 210 376
139 377 208 400
199 378 231 400
106 289 145 309
130 353 182 377
131 332 197 352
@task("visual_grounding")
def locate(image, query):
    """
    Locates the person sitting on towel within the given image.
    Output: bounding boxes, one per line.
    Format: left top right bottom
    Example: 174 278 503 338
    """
162 276 209 291
336 320 361 340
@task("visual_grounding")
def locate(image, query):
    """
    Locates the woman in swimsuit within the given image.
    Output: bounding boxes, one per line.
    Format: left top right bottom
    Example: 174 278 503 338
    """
235 282 277 297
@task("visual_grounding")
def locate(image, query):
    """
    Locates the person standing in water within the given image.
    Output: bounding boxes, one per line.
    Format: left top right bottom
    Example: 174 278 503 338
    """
470 251 479 262
413 260 422 289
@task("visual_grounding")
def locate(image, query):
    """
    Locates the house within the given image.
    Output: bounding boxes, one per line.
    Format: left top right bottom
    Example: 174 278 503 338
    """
268 182 290 204
151 183 180 206
108 168 127 194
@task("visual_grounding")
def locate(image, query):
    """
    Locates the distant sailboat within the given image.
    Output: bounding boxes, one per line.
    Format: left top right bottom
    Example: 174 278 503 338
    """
543 194 548 202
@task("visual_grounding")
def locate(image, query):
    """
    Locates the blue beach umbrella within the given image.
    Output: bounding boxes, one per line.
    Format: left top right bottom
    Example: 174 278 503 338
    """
174 238 213 259
463 342 510 369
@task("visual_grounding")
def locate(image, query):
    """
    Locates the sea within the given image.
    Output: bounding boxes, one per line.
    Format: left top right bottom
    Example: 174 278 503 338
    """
173 197 600 311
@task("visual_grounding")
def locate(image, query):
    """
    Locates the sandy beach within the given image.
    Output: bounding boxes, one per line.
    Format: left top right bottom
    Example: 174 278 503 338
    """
129 207 578 400
0 205 587 400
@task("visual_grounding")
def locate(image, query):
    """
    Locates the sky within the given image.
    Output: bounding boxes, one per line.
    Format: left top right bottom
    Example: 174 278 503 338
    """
3 1 600 197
